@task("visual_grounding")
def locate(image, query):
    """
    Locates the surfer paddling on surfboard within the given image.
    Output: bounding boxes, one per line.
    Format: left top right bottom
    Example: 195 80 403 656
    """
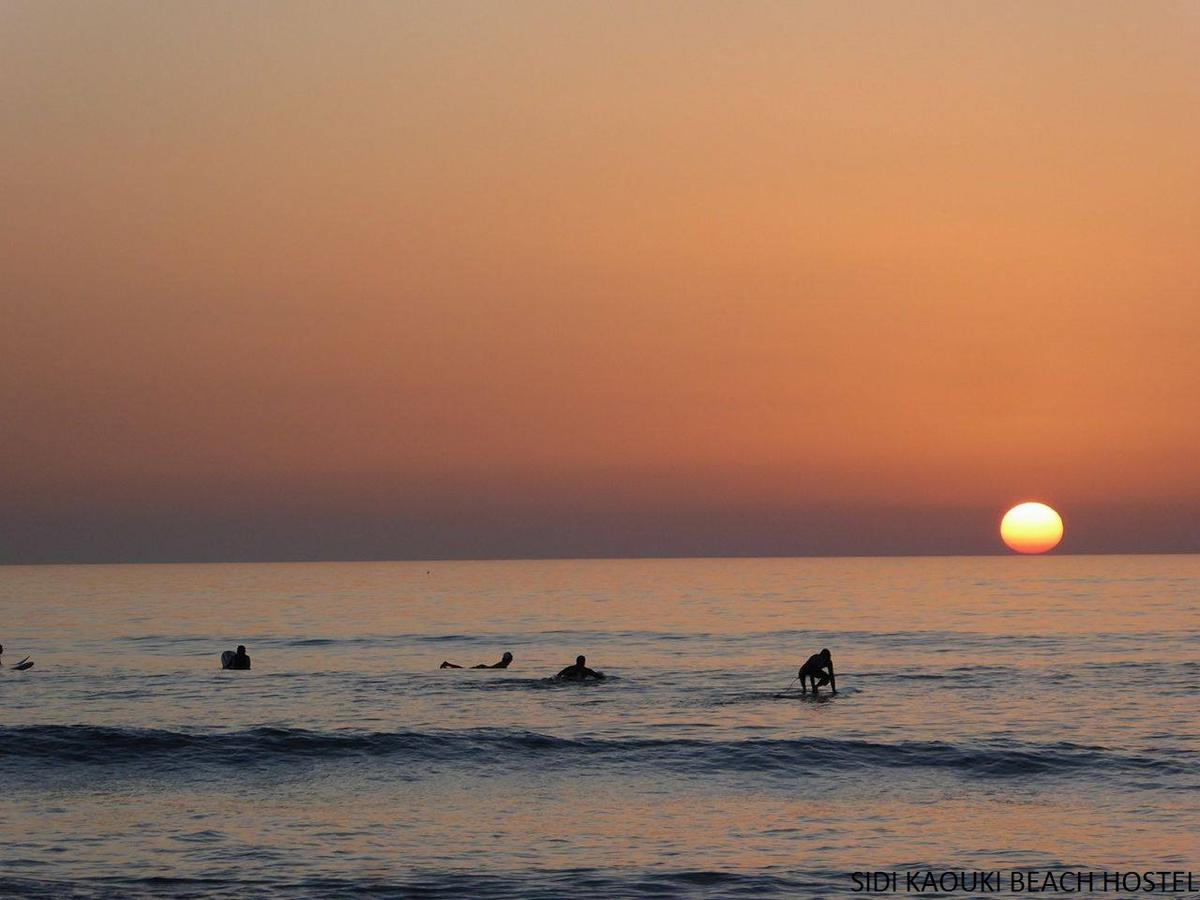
441 651 514 669
0 643 34 671
798 648 835 695
554 655 605 681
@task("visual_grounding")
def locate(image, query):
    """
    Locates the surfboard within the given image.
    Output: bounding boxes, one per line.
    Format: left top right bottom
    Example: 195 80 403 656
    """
551 671 606 682
773 692 835 702
12 659 33 671
220 650 235 669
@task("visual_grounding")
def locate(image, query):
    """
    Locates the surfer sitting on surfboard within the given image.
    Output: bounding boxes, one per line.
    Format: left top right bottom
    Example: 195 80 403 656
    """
798 648 835 695
555 655 605 681
440 651 514 669
221 645 251 670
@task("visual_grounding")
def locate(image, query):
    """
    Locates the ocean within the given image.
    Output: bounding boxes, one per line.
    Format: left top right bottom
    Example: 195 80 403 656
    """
0 556 1196 897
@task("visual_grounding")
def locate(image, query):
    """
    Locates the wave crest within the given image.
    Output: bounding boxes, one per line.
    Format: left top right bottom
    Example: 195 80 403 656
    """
0 725 1188 778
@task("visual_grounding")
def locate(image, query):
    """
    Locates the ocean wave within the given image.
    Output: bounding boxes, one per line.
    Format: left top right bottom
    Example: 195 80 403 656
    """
0 867 836 899
0 725 1189 778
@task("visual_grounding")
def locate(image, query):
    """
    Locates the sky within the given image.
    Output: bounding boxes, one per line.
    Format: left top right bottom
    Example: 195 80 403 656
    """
2 1 1198 563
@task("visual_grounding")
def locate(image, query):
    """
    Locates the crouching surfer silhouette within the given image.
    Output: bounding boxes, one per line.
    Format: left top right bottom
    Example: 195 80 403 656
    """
440 651 514 669
221 645 251 670
798 648 835 695
554 655 605 681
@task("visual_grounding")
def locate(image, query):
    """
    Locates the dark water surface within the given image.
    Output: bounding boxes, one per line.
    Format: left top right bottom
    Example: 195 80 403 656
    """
1 557 1196 897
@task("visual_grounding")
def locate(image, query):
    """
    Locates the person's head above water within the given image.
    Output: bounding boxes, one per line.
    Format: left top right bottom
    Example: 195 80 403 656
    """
820 648 831 659
576 655 586 666
237 645 247 655
502 652 514 662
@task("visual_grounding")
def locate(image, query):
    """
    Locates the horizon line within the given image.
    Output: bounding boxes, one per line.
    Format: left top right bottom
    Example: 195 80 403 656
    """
3 549 1198 568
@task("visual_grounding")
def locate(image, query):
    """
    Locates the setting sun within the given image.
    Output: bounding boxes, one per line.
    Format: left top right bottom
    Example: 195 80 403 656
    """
1000 502 1064 554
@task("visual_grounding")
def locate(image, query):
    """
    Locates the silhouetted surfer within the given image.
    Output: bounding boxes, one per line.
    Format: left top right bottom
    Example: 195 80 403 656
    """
222 645 251 670
0 643 33 671
440 651 514 669
555 655 605 681
798 648 835 694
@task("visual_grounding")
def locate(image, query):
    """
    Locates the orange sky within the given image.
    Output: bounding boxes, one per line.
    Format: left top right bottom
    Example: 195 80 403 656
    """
2 1 1198 561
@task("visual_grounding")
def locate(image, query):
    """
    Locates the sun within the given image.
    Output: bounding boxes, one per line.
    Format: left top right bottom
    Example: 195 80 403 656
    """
1000 502 1063 554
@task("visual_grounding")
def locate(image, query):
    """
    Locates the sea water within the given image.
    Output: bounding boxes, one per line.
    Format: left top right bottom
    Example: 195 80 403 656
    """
0 556 1196 897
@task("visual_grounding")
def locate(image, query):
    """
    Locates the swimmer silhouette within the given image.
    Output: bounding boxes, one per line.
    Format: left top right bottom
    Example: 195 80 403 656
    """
221 645 251 670
798 648 835 695
554 654 605 681
440 651 514 669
